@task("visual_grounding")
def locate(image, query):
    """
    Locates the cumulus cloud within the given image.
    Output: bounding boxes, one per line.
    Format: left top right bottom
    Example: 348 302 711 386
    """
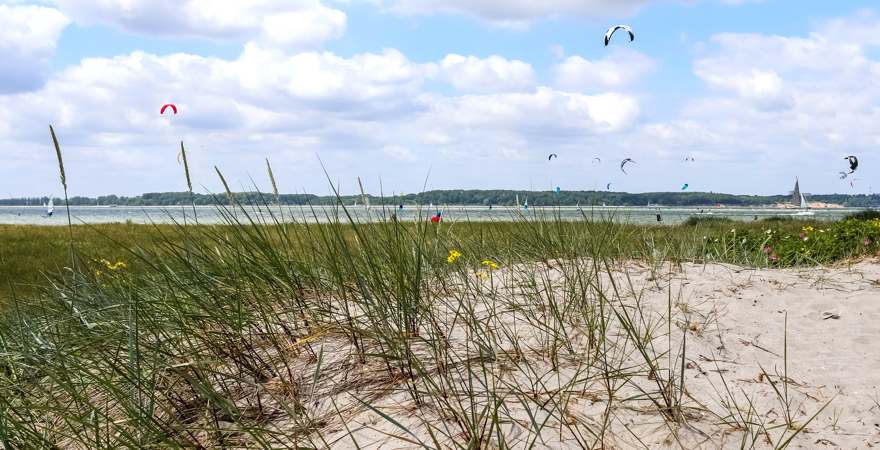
381 0 754 26
382 145 416 161
385 0 652 23
430 54 536 93
0 4 70 93
421 88 639 134
49 0 346 47
552 49 655 92
0 43 643 195
626 12 880 194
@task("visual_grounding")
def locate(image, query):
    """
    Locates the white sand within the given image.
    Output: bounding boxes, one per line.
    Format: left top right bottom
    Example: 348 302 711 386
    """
205 259 880 449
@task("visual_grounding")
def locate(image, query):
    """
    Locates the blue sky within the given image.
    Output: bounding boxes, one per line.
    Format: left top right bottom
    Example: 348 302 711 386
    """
1 0 878 197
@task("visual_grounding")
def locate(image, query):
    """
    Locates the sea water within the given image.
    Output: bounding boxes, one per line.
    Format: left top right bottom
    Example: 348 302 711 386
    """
0 205 870 226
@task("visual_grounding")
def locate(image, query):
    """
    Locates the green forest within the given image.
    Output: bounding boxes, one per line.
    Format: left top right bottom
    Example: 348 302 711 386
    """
2 190 879 207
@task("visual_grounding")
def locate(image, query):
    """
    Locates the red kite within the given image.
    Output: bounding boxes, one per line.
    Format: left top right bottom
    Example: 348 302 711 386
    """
160 104 178 115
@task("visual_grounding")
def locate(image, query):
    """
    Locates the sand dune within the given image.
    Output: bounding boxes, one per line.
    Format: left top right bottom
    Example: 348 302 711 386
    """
186 259 880 449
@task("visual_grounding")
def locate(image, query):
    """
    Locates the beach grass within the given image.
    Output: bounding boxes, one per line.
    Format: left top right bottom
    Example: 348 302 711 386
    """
1 211 876 301
0 194 876 448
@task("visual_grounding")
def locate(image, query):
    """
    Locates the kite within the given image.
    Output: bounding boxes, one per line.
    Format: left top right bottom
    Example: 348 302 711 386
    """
620 158 635 174
606 182 612 190
605 25 634 46
592 157 601 164
844 155 858 173
681 183 689 191
839 171 848 180
160 104 178 115
548 153 558 161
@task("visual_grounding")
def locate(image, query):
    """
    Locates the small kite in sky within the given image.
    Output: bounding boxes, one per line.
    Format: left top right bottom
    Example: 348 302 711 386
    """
844 155 858 173
605 25 634 46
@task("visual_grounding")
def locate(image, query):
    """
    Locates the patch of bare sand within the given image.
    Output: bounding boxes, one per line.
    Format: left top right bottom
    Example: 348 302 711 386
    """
651 259 880 449
202 259 880 449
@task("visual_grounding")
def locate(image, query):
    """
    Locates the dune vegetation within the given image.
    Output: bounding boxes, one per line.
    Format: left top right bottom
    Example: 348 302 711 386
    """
1 136 879 448
0 193 878 447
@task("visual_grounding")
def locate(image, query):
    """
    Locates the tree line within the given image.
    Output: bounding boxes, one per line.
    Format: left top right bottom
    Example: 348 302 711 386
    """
1 190 878 207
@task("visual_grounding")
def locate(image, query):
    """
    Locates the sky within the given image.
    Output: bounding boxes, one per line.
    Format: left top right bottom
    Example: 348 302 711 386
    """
0 0 878 197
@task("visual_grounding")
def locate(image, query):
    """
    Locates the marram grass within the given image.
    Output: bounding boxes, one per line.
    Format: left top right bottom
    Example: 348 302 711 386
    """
2 126 872 448
0 194 871 448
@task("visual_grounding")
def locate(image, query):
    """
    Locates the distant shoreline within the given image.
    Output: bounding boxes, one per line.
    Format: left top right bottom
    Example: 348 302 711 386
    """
1 189 878 208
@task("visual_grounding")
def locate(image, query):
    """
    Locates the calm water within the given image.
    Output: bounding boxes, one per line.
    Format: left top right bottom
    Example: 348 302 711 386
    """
0 205 870 226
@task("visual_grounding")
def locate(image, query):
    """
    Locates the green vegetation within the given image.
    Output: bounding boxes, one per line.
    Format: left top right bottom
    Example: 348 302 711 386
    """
845 209 880 221
0 201 873 447
0 135 871 447
4 189 880 207
3 212 878 300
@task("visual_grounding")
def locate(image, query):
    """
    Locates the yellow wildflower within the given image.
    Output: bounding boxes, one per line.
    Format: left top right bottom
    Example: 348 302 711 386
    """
475 270 489 280
802 226 815 233
99 259 127 271
481 259 498 270
447 249 461 263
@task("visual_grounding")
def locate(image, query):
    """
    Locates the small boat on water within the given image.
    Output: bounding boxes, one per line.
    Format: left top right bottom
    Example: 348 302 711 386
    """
46 198 54 217
357 177 371 212
791 177 814 216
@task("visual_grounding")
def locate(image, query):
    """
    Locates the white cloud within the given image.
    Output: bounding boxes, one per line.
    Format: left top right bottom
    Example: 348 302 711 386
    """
260 5 346 47
552 49 655 92
430 54 536 93
695 66 792 110
626 12 880 194
423 88 638 133
381 0 756 26
0 44 642 195
0 4 70 93
382 145 416 161
49 0 346 47
385 0 653 23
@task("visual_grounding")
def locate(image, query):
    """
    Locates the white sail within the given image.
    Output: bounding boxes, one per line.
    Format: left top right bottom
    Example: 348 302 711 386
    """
357 177 370 211
791 178 801 208
47 198 54 216
791 177 814 215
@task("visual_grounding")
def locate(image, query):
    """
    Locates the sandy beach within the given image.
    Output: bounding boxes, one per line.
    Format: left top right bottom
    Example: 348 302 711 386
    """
171 258 879 449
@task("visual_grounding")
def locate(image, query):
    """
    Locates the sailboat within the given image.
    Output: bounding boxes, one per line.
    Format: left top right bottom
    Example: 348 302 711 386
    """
791 178 814 216
357 177 371 212
46 198 54 217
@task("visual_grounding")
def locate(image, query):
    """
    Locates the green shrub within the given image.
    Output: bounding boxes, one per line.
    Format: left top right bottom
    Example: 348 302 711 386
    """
682 216 734 226
844 209 880 221
761 216 794 222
